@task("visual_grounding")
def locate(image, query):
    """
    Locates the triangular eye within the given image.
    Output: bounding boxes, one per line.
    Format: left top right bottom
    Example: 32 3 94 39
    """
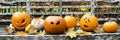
51 22 54 24
56 21 60 25
22 19 25 23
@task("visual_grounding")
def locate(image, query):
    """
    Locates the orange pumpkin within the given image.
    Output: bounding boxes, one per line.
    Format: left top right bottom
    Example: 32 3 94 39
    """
11 12 30 31
103 21 118 33
79 13 98 31
64 16 77 28
44 16 66 34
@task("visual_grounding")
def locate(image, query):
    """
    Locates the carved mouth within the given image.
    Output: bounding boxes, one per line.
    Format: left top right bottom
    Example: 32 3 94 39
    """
84 25 88 27
18 24 26 27
53 28 57 29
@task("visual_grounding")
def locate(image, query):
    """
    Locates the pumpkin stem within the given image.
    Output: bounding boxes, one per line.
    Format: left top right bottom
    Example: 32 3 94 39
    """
40 15 44 19
108 20 113 22
70 13 73 16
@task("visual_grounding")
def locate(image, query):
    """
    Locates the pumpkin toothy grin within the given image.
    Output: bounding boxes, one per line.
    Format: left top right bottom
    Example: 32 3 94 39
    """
84 25 88 27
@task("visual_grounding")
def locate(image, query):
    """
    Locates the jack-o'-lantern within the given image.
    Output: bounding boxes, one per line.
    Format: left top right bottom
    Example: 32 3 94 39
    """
64 16 77 28
11 12 30 31
31 18 44 30
103 21 118 33
79 13 98 31
44 16 66 34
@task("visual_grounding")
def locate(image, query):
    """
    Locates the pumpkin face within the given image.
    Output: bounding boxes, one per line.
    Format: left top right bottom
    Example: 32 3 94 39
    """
64 16 77 28
79 13 98 31
44 16 66 34
11 12 30 31
103 21 118 33
31 18 44 30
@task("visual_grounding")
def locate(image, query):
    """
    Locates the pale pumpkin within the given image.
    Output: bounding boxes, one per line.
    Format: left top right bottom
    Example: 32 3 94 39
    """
103 21 118 33
31 18 44 30
11 12 30 31
79 13 98 31
44 16 66 34
64 16 77 28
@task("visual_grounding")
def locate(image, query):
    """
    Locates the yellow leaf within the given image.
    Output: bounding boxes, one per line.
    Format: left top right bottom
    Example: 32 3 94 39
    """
39 30 45 36
16 31 27 36
40 15 44 19
65 28 77 38
76 30 84 34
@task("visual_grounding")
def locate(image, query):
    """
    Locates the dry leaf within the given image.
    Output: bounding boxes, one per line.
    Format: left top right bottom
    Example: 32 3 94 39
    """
28 27 38 35
94 25 103 33
76 29 92 34
5 27 14 35
16 31 27 36
66 28 77 38
84 32 92 34
38 30 45 36
76 30 84 34
4 24 15 35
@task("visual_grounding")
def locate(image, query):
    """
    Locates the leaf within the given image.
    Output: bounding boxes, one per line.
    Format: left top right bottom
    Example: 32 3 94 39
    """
51 8 59 12
40 15 44 19
76 30 84 34
94 25 103 33
28 27 38 35
44 8 49 12
84 32 92 34
65 28 77 38
4 24 15 35
38 30 46 36
16 31 27 36
76 29 92 34
80 8 88 11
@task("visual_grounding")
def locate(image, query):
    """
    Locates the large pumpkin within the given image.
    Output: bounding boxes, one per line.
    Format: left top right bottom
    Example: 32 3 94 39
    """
64 16 77 28
11 12 30 31
44 16 66 34
79 13 98 31
103 21 118 33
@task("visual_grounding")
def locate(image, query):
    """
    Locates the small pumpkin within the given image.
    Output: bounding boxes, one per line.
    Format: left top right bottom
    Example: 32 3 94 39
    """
103 21 118 33
11 12 30 31
31 18 44 30
44 16 66 34
64 16 77 28
79 13 98 31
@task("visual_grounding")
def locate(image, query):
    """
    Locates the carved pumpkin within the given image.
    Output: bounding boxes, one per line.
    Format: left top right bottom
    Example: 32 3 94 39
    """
103 21 118 33
11 12 30 31
64 16 77 28
31 18 44 30
79 13 98 31
44 16 66 34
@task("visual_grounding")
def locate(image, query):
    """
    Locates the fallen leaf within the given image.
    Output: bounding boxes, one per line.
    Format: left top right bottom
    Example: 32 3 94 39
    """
84 32 92 34
4 24 15 35
76 30 84 34
38 30 45 36
94 25 103 33
28 27 38 35
16 31 27 36
66 28 77 38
